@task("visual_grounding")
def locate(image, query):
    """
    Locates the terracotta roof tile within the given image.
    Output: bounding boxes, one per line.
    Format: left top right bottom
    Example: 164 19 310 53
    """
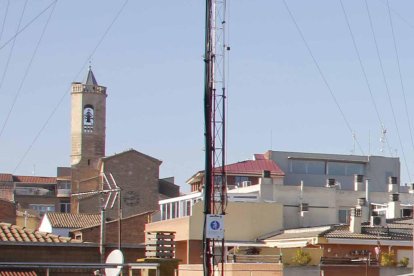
0 270 38 276
45 212 101 228
0 223 80 243
0 174 13 182
13 176 56 184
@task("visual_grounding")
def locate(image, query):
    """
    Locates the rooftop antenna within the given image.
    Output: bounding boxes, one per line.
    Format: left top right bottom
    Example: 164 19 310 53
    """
72 173 121 265
202 0 229 275
380 127 387 154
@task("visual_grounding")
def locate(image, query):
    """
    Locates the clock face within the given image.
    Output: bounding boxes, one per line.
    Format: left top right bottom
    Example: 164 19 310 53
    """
83 107 94 126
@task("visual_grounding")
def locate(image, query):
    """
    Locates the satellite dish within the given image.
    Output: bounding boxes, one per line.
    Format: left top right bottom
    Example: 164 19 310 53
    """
105 249 124 276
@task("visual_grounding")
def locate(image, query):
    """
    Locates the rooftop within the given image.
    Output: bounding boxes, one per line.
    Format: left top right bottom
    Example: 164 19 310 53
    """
44 213 101 229
0 223 79 243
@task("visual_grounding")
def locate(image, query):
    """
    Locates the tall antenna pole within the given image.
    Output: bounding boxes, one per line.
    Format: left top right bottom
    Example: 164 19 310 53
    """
203 0 228 275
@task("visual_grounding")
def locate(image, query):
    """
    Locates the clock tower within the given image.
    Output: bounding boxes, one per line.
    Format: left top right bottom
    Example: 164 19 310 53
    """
71 67 107 167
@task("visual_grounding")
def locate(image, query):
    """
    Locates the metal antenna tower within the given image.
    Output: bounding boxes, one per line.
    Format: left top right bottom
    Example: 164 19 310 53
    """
72 173 121 264
203 0 228 275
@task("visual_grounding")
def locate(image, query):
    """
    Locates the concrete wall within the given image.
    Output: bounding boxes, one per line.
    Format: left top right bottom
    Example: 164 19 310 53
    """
189 201 283 241
147 201 283 242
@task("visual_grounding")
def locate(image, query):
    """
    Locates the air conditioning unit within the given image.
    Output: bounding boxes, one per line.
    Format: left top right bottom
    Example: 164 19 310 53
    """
241 181 252 187
370 215 386 227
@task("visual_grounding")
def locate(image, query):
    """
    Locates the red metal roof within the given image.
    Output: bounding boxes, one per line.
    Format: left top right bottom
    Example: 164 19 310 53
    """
216 159 284 176
12 176 56 184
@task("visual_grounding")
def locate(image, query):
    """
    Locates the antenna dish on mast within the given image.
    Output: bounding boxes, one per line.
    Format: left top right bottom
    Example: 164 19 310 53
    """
105 249 124 276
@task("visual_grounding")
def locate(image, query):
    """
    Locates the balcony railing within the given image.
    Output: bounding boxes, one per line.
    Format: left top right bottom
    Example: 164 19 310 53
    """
57 189 71 197
15 187 54 197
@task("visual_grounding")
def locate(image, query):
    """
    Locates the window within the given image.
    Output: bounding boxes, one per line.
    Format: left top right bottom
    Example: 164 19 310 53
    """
57 181 71 190
83 105 94 132
186 200 191 216
290 160 325 175
234 176 249 187
327 162 364 176
29 204 55 215
338 209 350 224
60 202 70 213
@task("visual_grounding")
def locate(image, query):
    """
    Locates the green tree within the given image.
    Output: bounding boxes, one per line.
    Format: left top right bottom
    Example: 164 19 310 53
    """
291 249 312 266
381 251 396 267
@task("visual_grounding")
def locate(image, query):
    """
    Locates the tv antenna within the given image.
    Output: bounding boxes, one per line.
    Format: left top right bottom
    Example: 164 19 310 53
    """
72 173 121 264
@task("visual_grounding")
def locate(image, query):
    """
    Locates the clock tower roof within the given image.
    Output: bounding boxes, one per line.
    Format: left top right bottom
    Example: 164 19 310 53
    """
85 66 98 86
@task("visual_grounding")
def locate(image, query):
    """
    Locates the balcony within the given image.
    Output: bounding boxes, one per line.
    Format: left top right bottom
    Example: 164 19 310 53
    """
14 187 54 197
57 189 71 197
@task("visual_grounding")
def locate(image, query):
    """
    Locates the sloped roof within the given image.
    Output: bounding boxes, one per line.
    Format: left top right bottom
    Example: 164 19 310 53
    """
71 210 154 232
264 225 332 241
324 224 412 241
85 67 98 86
218 159 284 176
0 223 79 243
0 174 13 182
187 156 285 184
13 176 56 184
0 270 37 276
45 213 101 229
0 174 56 184
102 149 162 165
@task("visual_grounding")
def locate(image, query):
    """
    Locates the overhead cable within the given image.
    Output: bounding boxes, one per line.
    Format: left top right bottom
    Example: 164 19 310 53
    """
14 0 129 172
282 0 365 155
0 0 28 95
0 1 57 139
364 0 411 182
0 0 57 51
339 0 393 156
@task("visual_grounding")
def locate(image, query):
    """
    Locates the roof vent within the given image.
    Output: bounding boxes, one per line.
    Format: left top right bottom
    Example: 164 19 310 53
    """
326 178 336 187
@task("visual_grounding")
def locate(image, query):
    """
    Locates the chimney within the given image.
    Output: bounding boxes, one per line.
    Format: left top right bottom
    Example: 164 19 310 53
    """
350 207 362 234
386 193 401 219
354 174 364 191
388 176 399 193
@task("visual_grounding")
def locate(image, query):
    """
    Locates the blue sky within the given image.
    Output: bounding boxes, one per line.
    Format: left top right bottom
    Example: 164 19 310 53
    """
1 0 414 191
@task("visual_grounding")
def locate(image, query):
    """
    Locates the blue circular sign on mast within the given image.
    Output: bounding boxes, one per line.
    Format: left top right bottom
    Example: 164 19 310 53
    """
210 220 220 230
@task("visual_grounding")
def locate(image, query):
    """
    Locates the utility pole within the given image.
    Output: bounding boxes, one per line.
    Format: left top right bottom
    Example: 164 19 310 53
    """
203 0 229 275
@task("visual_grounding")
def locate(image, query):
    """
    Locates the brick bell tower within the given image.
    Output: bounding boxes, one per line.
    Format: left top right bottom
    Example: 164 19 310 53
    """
70 67 107 213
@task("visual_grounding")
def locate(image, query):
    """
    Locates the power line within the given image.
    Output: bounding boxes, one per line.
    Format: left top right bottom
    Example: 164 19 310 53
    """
0 0 10 43
385 0 414 152
282 0 365 155
363 0 411 182
14 0 130 172
0 0 28 95
338 0 393 156
0 1 57 139
0 0 57 51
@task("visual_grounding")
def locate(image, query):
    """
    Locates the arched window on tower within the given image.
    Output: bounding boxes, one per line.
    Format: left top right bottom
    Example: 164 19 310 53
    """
83 104 94 132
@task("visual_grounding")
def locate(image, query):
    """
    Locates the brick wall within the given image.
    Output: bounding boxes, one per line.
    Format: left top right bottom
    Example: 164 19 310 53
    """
72 211 152 245
102 150 161 219
0 199 16 224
